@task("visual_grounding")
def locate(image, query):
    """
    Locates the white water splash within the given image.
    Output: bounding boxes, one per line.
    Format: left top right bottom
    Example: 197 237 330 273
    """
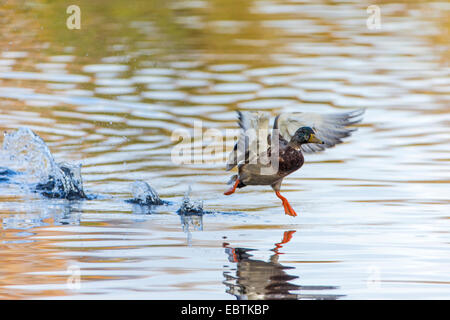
177 186 204 215
131 180 164 205
2 127 57 182
1 128 86 199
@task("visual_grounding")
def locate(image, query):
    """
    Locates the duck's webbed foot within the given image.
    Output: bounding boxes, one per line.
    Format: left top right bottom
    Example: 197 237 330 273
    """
275 191 298 217
224 178 240 195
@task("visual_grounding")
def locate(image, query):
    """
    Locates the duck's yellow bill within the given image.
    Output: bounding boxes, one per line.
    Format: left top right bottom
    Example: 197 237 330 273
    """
308 134 324 144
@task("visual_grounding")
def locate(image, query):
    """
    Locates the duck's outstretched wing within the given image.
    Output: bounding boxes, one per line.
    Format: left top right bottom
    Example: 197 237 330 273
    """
226 111 270 171
273 109 364 153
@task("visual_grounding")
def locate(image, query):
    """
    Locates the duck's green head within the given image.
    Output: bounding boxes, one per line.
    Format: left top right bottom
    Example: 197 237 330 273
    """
290 127 324 147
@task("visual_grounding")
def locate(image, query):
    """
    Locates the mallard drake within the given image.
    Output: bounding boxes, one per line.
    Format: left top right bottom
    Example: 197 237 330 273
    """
224 109 364 216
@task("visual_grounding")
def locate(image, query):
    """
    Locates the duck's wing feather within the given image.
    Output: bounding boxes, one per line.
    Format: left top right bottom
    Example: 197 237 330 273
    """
274 109 364 153
226 111 270 171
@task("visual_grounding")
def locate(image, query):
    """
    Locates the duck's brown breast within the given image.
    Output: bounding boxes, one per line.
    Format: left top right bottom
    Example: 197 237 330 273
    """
277 145 304 175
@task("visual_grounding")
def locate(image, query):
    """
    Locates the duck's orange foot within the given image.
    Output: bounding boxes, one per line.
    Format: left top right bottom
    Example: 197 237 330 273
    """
275 191 298 217
283 200 298 217
224 178 240 196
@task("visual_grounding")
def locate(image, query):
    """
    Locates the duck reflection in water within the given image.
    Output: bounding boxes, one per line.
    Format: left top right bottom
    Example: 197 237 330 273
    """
223 231 343 300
